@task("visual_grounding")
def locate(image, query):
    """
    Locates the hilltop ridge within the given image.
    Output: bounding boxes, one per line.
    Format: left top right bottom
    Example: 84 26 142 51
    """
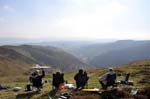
0 45 88 76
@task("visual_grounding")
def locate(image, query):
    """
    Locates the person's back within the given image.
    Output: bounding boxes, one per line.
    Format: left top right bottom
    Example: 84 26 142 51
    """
106 71 116 86
99 68 117 89
52 72 60 89
52 72 64 89
74 69 88 89
74 70 83 82
30 69 45 90
30 72 38 87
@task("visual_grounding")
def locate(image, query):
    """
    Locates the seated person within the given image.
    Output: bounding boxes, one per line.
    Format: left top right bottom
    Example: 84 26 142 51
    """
121 73 130 83
120 73 133 85
52 72 65 90
99 68 117 89
29 69 45 91
74 69 89 89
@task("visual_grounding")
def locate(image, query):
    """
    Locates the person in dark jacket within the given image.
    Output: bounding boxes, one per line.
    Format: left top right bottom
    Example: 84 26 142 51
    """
29 69 45 91
99 68 117 89
74 69 89 89
52 72 65 90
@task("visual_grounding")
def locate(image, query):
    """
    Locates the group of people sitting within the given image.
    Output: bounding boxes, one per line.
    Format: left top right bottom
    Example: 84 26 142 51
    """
29 68 118 91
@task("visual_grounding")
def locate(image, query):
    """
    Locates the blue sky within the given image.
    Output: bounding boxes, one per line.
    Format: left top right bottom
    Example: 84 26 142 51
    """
0 0 149 40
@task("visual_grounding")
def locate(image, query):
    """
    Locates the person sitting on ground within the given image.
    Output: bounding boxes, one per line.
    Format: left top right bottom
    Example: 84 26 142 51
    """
52 72 65 90
120 73 133 85
74 69 89 89
29 69 45 91
99 67 117 89
121 73 130 83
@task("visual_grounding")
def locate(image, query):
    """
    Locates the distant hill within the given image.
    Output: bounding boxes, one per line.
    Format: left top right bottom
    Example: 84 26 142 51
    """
61 40 150 66
2 45 87 71
28 40 150 67
0 40 149 76
69 40 149 60
90 44 150 67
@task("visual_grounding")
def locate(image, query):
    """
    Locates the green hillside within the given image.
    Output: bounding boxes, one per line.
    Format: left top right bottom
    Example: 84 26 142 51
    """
2 45 88 71
0 47 34 77
0 59 149 99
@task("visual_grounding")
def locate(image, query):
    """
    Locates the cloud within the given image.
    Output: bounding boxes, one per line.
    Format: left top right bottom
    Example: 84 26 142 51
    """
109 1 128 13
0 0 148 40
0 17 5 22
52 0 128 38
3 5 16 13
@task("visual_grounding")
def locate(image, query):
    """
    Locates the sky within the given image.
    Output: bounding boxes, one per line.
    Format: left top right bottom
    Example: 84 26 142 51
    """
0 0 149 40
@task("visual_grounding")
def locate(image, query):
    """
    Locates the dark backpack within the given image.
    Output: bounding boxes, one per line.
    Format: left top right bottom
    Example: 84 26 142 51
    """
26 84 32 91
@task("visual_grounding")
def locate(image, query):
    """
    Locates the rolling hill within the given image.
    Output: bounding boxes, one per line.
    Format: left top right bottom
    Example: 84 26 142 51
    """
0 47 34 76
0 40 149 76
1 45 87 71
71 40 149 60
54 40 150 67
90 44 150 67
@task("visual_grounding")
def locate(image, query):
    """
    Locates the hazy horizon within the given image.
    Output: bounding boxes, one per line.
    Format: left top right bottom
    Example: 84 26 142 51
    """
0 0 149 40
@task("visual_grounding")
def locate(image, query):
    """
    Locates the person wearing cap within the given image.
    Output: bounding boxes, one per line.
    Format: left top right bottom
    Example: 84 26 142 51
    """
29 69 45 91
99 67 117 89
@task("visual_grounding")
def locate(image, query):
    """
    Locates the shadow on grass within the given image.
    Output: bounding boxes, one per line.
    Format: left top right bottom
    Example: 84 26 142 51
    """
15 91 38 99
49 89 58 97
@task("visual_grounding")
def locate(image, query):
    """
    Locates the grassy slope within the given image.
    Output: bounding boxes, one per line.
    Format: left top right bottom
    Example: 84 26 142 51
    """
3 45 87 71
0 47 34 78
0 59 150 99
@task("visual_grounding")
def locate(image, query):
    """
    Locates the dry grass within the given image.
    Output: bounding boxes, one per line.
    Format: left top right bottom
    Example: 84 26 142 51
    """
0 59 150 99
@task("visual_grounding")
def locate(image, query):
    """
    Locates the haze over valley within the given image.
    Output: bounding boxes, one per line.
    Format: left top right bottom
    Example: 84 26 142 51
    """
0 0 149 99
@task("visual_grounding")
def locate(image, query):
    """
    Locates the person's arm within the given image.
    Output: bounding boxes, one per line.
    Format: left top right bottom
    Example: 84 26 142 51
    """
40 69 45 78
100 73 107 81
29 76 32 82
74 74 77 81
114 72 117 80
52 74 55 86
61 73 65 82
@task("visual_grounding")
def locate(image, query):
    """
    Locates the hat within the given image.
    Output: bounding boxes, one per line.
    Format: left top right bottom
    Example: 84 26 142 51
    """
108 67 113 71
36 69 40 73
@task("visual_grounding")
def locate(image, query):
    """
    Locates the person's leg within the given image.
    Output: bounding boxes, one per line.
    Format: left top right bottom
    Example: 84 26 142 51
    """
36 86 41 93
83 81 88 89
100 81 107 89
76 82 79 89
81 82 85 89
76 82 83 89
